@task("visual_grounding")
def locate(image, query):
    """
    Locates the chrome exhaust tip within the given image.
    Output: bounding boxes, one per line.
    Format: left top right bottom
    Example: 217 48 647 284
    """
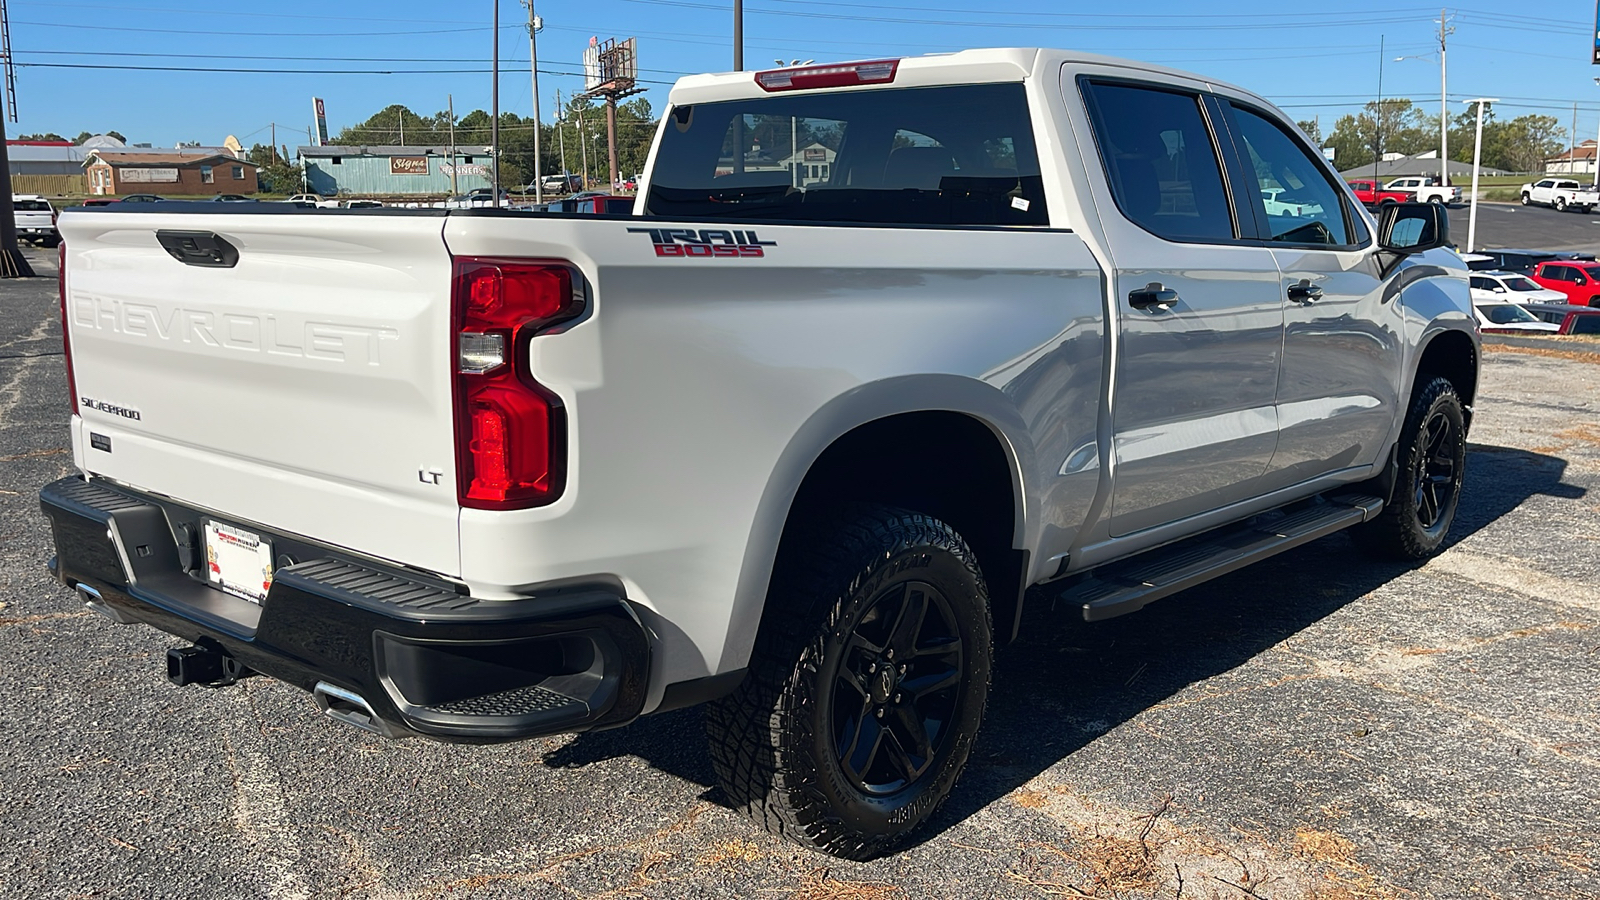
313 682 400 738
77 583 138 625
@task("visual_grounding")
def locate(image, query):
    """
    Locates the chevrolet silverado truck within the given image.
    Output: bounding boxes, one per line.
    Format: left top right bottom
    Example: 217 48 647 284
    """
1520 177 1599 213
42 49 1477 859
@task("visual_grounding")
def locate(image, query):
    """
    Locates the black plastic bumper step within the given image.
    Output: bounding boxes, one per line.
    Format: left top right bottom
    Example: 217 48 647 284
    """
1062 495 1384 622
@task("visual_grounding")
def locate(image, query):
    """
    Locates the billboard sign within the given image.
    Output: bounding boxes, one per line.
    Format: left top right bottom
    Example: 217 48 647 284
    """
120 167 179 184
313 97 330 146
584 37 637 95
1595 1 1600 63
440 163 488 177
390 156 429 175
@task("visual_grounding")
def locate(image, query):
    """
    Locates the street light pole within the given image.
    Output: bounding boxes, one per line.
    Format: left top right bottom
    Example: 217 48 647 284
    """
491 0 501 208
1463 97 1498 253
733 0 743 70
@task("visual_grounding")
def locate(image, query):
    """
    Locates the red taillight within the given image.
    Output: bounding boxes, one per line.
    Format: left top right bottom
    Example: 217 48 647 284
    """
58 241 78 415
451 257 582 509
754 59 899 92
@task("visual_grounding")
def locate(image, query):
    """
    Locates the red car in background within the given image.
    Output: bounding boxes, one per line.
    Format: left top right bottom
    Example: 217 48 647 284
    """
1345 179 1411 207
1528 260 1600 307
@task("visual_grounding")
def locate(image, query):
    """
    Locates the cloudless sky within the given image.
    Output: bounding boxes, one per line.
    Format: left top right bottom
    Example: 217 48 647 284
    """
9 0 1600 153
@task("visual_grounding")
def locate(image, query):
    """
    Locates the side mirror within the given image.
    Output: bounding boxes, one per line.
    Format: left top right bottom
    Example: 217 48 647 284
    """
1378 201 1449 254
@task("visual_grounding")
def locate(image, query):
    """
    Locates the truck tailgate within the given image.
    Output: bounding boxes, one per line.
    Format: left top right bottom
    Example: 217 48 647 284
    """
58 210 462 577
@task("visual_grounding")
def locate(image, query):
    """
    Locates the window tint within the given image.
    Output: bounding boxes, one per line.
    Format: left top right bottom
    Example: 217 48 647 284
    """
1469 277 1491 290
14 199 50 211
1229 104 1351 246
1081 82 1233 242
1506 277 1540 292
646 83 1048 225
1573 315 1600 335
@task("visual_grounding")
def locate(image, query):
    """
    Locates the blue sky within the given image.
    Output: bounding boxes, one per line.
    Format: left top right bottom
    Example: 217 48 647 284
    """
9 1 1600 151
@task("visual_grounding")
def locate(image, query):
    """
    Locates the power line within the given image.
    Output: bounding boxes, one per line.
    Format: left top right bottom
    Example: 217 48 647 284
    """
14 61 680 84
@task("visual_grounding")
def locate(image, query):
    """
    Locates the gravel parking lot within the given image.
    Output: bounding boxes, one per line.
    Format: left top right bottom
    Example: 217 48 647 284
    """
3 241 1597 899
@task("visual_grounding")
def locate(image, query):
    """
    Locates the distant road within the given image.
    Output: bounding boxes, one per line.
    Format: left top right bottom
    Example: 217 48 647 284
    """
1448 201 1600 253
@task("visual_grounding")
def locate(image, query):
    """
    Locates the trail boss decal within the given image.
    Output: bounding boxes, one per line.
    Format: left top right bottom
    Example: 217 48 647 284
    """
628 228 776 258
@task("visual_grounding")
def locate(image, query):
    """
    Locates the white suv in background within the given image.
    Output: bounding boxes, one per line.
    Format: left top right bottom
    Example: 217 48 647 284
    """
12 194 57 246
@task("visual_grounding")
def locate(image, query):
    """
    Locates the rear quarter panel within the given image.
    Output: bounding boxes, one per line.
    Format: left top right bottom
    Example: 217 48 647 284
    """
443 214 1105 706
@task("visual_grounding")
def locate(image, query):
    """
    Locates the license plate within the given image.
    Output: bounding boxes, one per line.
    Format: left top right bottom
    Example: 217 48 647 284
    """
203 520 274 604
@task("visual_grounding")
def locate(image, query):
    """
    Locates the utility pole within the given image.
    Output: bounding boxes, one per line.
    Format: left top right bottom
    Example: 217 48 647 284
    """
606 96 618 190
523 0 543 203
577 102 588 189
0 0 32 278
1573 102 1580 174
733 0 743 70
491 0 501 207
1436 9 1453 186
271 123 277 163
1593 78 1600 187
448 93 459 196
557 89 568 186
399 110 405 147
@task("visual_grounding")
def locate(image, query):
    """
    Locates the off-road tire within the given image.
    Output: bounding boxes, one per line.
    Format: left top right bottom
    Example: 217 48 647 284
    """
705 504 992 860
1353 377 1466 560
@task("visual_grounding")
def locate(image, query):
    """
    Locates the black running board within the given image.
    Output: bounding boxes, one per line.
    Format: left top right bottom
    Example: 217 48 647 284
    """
1061 495 1385 622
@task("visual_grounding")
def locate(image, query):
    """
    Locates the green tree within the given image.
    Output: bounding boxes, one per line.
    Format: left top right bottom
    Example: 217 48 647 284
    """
1295 119 1323 146
1326 99 1432 171
18 132 66 141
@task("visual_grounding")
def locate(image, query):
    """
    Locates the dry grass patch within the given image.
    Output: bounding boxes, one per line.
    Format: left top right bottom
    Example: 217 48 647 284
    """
788 869 906 900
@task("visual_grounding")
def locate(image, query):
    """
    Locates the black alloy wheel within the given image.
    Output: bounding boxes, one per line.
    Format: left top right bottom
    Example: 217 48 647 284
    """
1410 405 1462 538
1353 376 1467 560
706 504 992 860
826 580 964 797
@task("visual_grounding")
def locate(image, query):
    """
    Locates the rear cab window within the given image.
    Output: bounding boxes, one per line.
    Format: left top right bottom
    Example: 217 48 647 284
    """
1078 80 1236 243
645 82 1049 226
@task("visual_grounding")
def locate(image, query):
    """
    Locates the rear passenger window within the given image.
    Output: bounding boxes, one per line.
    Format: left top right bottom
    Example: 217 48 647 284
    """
1080 82 1234 242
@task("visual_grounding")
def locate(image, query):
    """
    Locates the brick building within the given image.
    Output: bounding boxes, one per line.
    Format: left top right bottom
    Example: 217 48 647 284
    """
84 150 259 196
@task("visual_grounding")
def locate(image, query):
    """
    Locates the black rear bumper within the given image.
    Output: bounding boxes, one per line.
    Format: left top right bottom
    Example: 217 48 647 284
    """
39 476 649 742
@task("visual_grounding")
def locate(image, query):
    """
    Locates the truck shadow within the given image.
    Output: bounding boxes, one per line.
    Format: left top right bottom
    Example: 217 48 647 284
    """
541 443 1584 847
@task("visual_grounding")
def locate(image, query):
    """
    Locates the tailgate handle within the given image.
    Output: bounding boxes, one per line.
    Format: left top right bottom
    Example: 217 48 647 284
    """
156 230 239 268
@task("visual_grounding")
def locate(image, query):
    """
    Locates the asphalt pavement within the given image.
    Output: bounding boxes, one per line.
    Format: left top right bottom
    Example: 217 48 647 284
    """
2 245 1597 899
1447 200 1600 255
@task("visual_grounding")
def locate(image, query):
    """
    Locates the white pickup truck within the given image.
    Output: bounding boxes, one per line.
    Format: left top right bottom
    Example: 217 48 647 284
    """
1383 176 1461 206
43 49 1477 859
1520 177 1599 213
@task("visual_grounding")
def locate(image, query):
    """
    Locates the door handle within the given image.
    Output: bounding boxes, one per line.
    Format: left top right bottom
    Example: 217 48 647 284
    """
1286 280 1323 303
1128 282 1179 311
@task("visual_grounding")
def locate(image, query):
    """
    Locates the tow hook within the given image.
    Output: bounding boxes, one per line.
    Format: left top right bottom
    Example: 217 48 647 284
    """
166 639 253 687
